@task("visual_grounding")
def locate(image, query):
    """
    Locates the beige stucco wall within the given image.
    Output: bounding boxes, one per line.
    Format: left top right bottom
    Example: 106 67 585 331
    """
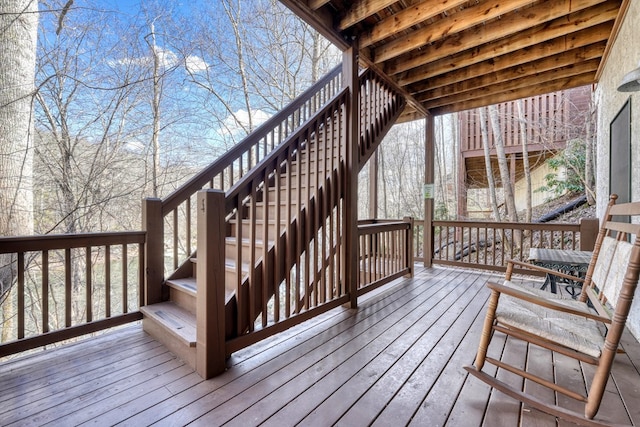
513 161 564 212
595 1 640 340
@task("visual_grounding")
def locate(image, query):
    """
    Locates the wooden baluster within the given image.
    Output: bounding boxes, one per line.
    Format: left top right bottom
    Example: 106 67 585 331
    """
42 251 49 333
86 246 92 322
122 244 128 313
261 169 269 328
173 209 179 270
18 252 25 339
65 248 71 327
105 245 111 318
186 197 191 256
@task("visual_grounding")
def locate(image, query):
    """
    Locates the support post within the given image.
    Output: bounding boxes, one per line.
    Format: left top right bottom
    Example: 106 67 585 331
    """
424 113 435 267
142 197 163 305
344 41 360 309
196 189 226 378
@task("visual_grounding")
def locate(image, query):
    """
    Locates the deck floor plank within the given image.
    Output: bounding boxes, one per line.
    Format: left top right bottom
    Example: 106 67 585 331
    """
1 266 638 427
351 273 491 427
262 270 487 427
186 269 467 426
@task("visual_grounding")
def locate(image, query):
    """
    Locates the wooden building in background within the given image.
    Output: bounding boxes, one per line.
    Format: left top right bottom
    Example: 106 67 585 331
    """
457 86 592 218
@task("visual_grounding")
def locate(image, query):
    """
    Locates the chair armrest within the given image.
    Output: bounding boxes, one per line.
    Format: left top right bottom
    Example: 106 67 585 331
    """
507 259 586 283
486 281 610 324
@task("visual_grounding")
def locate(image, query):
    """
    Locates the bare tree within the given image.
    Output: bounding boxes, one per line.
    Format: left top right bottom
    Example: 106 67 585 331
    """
516 99 532 222
488 105 518 223
0 0 38 340
479 110 501 222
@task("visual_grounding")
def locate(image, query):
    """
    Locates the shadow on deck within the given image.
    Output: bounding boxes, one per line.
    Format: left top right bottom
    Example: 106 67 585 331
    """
1 266 639 426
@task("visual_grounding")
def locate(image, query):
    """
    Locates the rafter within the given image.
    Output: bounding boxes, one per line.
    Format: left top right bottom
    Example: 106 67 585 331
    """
429 72 596 115
339 0 398 30
374 0 540 63
421 59 600 108
387 1 619 78
360 0 470 48
309 0 331 9
406 30 610 95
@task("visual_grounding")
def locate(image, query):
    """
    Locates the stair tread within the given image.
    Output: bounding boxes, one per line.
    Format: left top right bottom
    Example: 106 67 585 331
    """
166 277 197 296
141 302 196 347
167 275 241 305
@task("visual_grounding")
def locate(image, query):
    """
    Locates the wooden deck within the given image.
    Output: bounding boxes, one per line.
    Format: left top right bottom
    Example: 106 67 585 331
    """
2 266 639 426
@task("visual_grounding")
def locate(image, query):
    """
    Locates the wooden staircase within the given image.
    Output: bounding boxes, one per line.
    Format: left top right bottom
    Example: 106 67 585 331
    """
140 65 406 375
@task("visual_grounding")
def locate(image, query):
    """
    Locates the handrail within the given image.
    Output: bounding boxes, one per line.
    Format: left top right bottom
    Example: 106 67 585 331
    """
0 231 146 253
424 218 599 274
0 231 146 357
225 88 349 213
161 65 342 215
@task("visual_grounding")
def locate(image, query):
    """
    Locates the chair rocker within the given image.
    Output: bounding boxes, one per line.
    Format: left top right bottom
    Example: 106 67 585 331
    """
464 195 640 426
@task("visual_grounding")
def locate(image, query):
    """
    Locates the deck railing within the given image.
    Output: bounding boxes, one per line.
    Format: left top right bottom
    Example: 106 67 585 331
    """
415 218 598 275
0 232 145 357
357 218 413 294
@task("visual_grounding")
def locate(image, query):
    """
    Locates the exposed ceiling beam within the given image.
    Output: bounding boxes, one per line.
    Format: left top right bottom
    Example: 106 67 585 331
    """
308 0 331 9
388 1 619 78
422 59 600 109
402 23 612 90
360 0 469 48
430 72 596 115
374 0 538 64
409 34 609 96
338 0 398 30
415 47 605 102
278 0 351 50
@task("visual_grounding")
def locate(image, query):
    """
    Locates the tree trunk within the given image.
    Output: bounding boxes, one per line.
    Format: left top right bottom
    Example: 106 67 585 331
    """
149 21 161 198
489 105 518 223
516 100 532 222
0 0 38 307
479 109 501 222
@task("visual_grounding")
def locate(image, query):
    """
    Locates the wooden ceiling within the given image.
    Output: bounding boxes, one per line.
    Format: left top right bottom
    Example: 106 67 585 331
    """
280 0 630 120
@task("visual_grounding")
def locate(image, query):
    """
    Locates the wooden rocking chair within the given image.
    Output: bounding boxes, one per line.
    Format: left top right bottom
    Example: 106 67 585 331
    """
464 195 640 426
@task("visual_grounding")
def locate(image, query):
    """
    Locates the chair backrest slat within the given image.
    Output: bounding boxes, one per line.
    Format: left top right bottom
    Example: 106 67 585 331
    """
583 197 640 322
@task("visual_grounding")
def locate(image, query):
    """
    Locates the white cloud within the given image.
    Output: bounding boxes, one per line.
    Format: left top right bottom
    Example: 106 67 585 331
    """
111 47 209 73
185 55 208 73
221 109 271 136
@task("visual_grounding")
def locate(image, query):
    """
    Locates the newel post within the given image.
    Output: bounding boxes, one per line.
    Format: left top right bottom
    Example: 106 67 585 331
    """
196 189 226 378
143 197 163 305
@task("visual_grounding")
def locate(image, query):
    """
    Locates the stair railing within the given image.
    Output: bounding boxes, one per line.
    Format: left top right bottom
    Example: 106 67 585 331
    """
143 65 342 299
358 68 406 167
222 67 406 351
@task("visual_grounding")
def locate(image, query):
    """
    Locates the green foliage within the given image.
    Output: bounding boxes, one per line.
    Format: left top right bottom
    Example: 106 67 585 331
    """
435 202 449 220
537 139 586 197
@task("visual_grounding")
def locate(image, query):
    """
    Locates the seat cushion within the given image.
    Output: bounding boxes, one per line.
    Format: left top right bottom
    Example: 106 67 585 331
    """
496 282 605 358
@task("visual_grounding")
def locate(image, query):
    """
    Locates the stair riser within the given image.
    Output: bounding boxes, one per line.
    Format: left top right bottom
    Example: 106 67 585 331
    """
226 239 266 265
230 221 284 240
252 202 301 220
141 313 196 369
170 286 197 315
